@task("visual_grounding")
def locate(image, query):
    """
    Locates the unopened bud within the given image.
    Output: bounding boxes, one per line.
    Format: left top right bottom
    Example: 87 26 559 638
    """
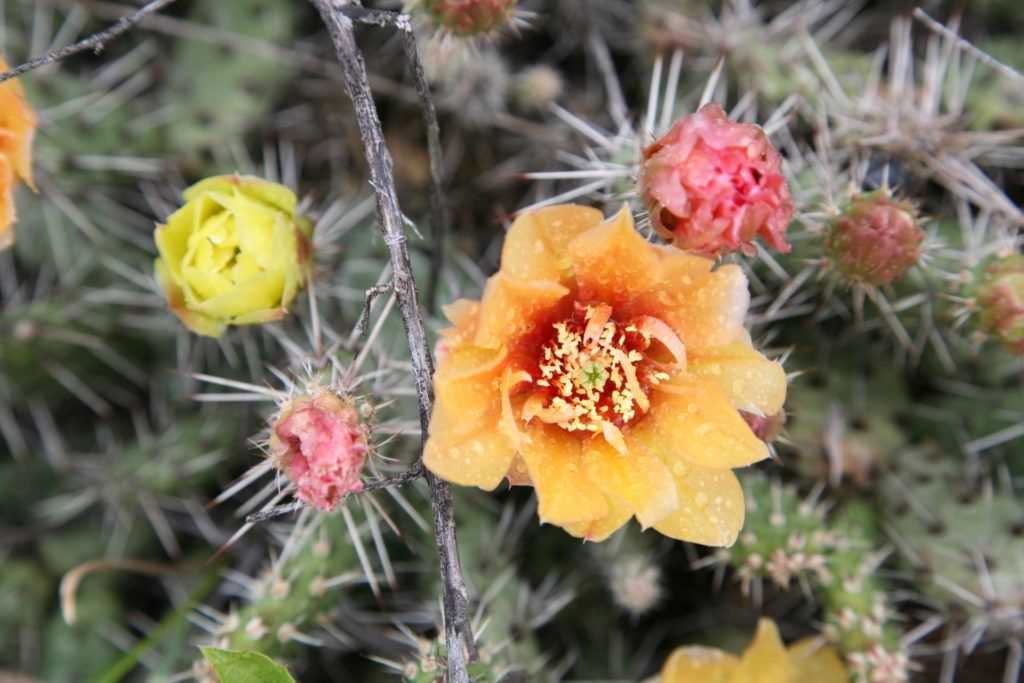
827 192 924 286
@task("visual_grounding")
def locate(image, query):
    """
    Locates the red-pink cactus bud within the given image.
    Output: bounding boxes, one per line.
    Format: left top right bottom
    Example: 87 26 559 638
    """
638 103 793 257
976 255 1024 354
826 192 924 286
270 391 369 511
423 0 517 37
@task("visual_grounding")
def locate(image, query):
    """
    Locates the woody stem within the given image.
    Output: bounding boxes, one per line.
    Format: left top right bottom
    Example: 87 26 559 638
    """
308 1 476 681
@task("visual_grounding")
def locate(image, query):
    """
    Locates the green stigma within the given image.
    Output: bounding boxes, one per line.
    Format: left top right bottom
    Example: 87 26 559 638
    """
579 360 609 390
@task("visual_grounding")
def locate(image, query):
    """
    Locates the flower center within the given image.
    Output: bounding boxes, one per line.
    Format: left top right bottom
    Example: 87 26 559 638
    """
522 304 685 436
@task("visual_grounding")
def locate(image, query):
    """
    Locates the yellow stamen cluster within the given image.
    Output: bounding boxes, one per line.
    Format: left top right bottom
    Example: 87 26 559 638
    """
533 309 670 433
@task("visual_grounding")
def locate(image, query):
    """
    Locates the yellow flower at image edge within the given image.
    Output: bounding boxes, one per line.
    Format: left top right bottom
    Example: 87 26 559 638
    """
0 56 38 250
424 204 787 545
155 175 313 337
659 619 846 683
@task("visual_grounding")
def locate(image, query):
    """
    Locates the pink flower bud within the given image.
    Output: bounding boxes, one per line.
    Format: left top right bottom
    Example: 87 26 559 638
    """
270 391 369 511
826 192 924 286
976 255 1024 354
638 103 793 257
423 0 517 37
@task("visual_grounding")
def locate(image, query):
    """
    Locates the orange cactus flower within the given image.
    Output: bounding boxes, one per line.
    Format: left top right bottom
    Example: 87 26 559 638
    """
424 205 786 544
659 619 846 683
0 58 38 250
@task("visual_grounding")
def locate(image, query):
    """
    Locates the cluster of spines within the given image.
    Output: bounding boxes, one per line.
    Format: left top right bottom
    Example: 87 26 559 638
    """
706 474 907 681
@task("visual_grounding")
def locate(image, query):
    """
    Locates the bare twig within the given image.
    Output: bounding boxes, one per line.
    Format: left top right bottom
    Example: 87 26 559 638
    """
245 501 306 523
308 2 475 680
0 0 180 84
401 25 448 314
245 462 426 523
339 4 449 313
355 282 395 337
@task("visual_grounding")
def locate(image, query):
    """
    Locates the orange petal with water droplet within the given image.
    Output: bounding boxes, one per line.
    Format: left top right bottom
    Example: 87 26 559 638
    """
583 436 677 528
633 377 768 469
620 258 749 348
687 343 787 415
0 60 36 250
518 422 608 525
0 156 13 250
424 401 515 491
473 272 569 349
439 298 480 341
562 496 633 542
433 345 507 438
650 462 744 546
0 60 36 189
568 205 660 308
500 204 604 285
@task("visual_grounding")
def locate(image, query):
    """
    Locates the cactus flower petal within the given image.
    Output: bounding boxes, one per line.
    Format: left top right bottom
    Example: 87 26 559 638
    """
0 57 37 251
687 344 788 415
661 646 740 683
659 619 845 683
634 378 768 470
650 464 744 546
424 204 786 544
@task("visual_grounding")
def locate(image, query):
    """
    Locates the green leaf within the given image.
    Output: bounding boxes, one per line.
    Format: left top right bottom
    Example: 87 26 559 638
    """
200 648 296 683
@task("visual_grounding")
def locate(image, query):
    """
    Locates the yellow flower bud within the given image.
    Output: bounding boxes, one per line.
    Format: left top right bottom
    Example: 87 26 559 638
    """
154 175 313 337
